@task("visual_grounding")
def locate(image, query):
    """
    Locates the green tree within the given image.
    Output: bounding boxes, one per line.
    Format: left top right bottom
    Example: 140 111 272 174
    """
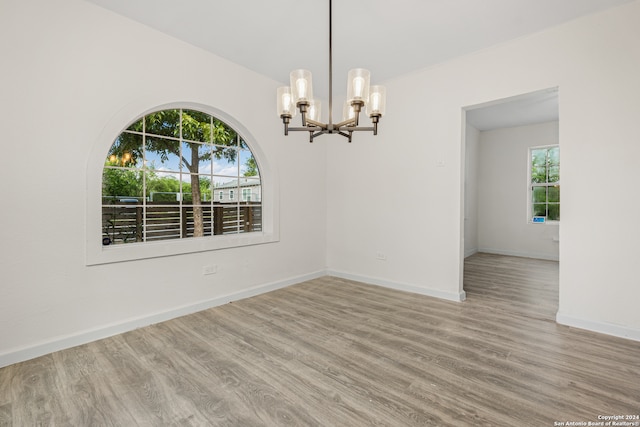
102 159 143 201
112 109 238 237
244 156 258 177
198 176 212 201
146 171 181 202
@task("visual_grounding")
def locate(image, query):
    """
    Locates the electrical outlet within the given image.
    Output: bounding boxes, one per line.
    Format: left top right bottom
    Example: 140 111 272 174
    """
202 265 217 275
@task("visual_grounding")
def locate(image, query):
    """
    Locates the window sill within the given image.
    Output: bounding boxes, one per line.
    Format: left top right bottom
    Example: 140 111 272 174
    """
86 232 278 265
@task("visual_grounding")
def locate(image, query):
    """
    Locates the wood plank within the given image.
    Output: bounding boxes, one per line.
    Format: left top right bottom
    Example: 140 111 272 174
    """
1 253 639 426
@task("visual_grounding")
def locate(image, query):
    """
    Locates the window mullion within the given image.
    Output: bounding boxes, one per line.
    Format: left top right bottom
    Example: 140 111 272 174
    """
142 114 147 242
100 107 263 251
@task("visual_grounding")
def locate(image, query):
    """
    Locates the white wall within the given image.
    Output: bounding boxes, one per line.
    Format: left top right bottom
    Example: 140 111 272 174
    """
464 124 480 258
477 122 560 260
0 0 327 366
326 1 640 340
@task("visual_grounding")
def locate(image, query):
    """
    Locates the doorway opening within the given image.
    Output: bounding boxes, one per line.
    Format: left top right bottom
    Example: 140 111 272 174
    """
460 88 560 314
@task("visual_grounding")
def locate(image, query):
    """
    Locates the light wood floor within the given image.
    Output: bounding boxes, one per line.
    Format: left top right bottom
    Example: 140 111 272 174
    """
1 253 639 426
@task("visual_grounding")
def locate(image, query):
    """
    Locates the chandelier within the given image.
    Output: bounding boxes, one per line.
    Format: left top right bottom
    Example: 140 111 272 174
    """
276 0 386 143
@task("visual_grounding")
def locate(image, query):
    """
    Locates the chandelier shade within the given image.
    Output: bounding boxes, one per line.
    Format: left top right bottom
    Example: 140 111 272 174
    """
343 101 356 122
347 68 370 104
307 99 322 122
367 85 387 117
290 69 313 104
276 86 297 118
277 0 386 143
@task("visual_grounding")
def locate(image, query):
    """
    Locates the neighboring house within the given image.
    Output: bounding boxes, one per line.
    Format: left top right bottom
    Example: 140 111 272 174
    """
215 178 261 203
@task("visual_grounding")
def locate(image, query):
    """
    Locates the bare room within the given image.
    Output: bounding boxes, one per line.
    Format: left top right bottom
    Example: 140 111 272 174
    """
1 0 639 425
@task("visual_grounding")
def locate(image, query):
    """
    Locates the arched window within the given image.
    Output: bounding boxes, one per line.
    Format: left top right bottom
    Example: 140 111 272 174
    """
102 108 262 245
86 103 277 265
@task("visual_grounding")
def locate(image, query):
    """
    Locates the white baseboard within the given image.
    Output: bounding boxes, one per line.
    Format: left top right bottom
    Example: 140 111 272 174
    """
464 248 478 258
477 247 559 261
0 270 326 368
556 312 640 342
327 270 466 303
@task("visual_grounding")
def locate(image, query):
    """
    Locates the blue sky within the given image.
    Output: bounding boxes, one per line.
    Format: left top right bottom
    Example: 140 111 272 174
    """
142 146 256 184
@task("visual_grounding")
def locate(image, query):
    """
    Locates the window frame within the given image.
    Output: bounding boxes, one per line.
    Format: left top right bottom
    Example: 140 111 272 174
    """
242 187 252 202
86 102 279 265
527 144 560 224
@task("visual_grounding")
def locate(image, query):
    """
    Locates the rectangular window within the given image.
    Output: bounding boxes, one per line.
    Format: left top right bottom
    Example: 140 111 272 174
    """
229 189 235 200
242 188 251 201
529 145 559 222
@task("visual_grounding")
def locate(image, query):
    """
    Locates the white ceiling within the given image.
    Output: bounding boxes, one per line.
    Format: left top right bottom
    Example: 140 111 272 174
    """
465 88 559 131
85 0 630 129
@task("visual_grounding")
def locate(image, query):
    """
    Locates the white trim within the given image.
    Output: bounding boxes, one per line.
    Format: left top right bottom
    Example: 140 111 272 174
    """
477 247 559 261
0 270 325 368
556 312 640 342
86 101 280 265
464 248 479 258
327 270 466 302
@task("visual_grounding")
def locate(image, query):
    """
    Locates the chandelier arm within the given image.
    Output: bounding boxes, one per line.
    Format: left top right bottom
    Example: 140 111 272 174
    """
308 129 330 143
305 118 328 129
297 101 309 126
281 116 291 136
288 126 324 132
346 131 353 143
335 117 356 128
339 126 376 132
